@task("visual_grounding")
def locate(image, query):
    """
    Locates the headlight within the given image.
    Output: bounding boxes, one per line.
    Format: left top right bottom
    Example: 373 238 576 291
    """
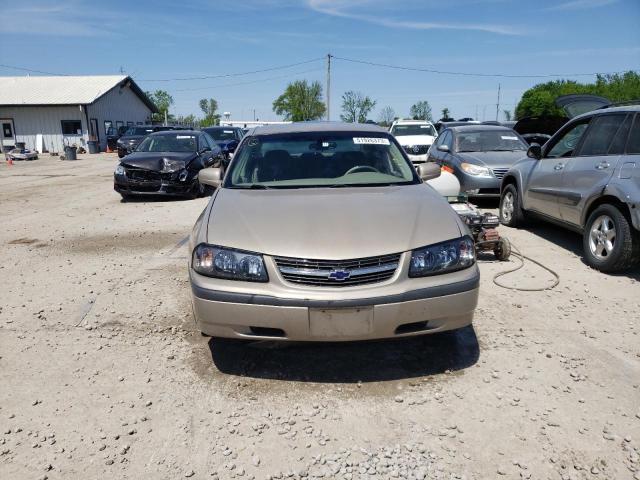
192 244 268 282
162 158 186 173
460 162 492 177
409 236 475 277
115 165 125 175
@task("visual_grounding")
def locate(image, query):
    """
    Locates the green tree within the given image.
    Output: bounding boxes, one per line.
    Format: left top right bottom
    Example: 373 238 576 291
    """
272 80 326 121
515 71 640 119
181 114 197 127
377 106 395 127
440 108 453 122
409 101 432 121
146 90 174 122
199 98 220 126
340 91 376 123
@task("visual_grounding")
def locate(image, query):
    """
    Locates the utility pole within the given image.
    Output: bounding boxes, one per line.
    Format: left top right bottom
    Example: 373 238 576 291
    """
495 83 501 121
326 53 332 121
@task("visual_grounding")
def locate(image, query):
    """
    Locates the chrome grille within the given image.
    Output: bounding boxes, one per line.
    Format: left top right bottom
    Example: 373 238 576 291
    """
403 145 430 155
273 253 401 287
492 168 508 179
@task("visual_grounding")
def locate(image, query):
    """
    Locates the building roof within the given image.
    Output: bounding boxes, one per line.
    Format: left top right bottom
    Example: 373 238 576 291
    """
0 75 158 112
251 121 387 136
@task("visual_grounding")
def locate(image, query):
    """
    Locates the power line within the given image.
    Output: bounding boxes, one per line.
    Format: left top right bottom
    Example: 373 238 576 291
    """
332 55 635 79
0 64 69 76
172 68 323 93
140 57 325 82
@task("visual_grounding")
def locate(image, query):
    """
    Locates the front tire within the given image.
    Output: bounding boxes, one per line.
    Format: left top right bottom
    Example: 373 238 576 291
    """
500 184 526 227
583 204 639 272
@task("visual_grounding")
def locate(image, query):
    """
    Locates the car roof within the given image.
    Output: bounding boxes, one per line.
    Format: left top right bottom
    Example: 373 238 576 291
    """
148 129 200 136
571 104 640 121
393 119 434 124
203 126 240 129
251 121 388 136
447 125 515 133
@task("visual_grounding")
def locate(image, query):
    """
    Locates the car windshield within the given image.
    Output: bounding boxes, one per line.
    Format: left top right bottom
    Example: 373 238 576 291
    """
204 128 237 141
225 132 418 189
391 124 436 137
125 127 154 136
456 130 527 152
136 134 198 153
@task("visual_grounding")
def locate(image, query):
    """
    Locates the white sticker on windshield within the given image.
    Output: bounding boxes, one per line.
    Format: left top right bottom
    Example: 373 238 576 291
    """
420 125 431 129
176 135 194 139
223 130 233 133
353 137 390 145
501 136 518 140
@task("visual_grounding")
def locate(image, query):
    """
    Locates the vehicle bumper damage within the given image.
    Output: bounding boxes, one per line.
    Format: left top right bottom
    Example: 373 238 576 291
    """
114 167 199 197
189 260 480 341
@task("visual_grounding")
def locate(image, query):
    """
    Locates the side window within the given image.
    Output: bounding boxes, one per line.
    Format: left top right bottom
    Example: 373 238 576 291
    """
443 131 453 149
577 114 628 157
624 114 640 155
607 114 633 155
545 120 590 158
205 133 216 150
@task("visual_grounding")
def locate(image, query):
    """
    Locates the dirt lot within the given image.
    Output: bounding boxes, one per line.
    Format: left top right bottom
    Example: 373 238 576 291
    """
1 153 639 480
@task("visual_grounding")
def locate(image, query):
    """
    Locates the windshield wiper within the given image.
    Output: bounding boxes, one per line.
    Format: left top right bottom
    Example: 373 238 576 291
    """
231 184 271 190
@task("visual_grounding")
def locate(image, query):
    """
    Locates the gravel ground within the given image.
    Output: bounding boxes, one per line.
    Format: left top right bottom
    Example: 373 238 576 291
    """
1 153 639 480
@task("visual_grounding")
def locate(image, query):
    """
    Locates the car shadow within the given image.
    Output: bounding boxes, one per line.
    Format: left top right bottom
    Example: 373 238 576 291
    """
207 326 480 383
520 222 640 280
120 195 196 203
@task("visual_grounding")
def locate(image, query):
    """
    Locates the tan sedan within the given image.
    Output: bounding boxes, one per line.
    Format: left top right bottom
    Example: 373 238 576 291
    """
189 122 479 341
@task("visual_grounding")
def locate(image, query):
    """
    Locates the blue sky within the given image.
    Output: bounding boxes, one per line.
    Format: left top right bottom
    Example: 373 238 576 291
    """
1 0 638 122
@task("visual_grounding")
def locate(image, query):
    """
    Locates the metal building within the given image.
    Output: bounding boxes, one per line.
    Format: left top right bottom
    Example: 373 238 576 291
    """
0 75 157 153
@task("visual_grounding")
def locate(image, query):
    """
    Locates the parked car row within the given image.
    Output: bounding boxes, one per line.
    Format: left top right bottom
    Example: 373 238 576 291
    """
386 97 639 273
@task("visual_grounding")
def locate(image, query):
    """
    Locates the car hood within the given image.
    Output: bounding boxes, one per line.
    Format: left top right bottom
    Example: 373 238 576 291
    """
457 151 527 168
513 116 568 136
207 185 462 259
395 135 436 146
119 135 145 143
214 139 237 149
120 152 198 171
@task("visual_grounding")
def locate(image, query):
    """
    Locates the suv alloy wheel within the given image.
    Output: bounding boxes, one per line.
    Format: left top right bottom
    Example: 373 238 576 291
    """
583 204 640 272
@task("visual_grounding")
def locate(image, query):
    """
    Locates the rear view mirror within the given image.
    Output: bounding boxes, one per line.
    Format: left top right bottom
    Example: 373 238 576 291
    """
417 163 441 181
199 167 223 188
437 145 450 153
527 143 542 160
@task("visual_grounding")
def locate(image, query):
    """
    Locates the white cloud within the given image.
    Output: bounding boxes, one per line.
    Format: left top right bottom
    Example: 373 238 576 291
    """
546 0 617 11
307 0 521 35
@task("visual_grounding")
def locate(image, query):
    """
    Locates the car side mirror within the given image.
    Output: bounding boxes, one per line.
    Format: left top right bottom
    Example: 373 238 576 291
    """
527 143 542 160
437 144 450 153
199 167 223 188
417 163 441 181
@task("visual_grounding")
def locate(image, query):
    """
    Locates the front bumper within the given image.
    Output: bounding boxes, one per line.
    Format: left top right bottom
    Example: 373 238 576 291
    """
190 258 479 341
114 173 198 197
455 170 501 197
406 153 429 164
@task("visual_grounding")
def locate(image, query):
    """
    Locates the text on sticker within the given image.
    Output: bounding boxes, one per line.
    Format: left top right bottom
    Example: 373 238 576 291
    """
353 137 390 145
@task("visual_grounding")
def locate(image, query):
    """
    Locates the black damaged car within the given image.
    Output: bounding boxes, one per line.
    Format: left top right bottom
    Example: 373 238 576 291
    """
201 126 244 165
114 130 224 199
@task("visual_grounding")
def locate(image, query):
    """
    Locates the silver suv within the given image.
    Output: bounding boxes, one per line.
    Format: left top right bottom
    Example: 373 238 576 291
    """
499 104 640 272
